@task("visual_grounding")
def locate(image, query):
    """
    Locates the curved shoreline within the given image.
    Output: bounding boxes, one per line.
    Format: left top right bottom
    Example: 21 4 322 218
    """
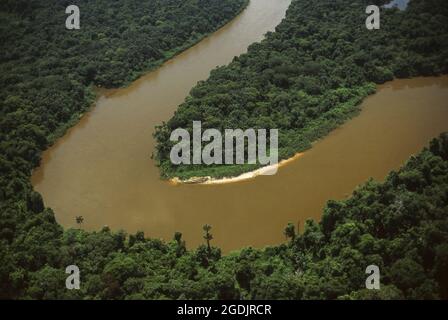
169 152 304 185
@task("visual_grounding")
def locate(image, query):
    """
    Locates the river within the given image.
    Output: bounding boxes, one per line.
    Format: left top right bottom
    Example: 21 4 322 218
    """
384 0 409 10
32 0 448 252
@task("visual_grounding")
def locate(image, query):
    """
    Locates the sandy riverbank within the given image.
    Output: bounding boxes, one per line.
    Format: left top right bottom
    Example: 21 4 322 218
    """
169 152 305 185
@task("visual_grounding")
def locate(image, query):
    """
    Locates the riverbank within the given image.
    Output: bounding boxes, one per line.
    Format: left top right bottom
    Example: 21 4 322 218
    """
169 152 304 185
42 0 250 151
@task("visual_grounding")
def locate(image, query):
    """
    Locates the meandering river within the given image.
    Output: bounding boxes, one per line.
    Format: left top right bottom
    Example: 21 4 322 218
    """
32 0 448 252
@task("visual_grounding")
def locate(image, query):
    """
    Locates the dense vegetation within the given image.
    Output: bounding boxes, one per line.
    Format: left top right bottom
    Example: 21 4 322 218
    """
154 0 448 179
2 133 447 299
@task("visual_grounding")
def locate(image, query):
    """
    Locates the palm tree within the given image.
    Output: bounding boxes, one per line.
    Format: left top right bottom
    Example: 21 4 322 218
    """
203 224 213 253
75 216 84 228
284 222 296 242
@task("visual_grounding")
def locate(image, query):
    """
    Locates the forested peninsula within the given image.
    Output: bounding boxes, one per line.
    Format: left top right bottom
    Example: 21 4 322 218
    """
154 0 448 179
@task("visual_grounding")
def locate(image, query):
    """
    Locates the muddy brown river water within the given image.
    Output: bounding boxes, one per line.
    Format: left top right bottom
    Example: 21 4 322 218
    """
32 0 448 252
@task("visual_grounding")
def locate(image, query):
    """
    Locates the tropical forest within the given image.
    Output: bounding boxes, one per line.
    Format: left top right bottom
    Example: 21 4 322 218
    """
0 0 447 301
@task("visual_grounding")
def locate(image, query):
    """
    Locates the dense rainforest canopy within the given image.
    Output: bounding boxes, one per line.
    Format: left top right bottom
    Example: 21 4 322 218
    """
0 0 447 300
154 0 448 179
